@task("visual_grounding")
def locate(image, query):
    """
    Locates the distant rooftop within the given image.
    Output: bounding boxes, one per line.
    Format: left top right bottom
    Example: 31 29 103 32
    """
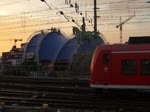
128 36 150 44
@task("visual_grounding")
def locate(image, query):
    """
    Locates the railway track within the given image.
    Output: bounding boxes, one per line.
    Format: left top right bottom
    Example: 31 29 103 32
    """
0 76 89 87
0 76 149 112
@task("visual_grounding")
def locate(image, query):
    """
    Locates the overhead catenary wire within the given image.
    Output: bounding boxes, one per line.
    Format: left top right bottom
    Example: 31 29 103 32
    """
0 0 149 42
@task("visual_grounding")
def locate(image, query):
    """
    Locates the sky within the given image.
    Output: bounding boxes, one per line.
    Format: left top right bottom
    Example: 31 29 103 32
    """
0 0 150 56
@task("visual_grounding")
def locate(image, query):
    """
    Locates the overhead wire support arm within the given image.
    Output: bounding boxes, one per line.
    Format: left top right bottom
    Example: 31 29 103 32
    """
72 19 81 29
59 11 70 21
116 12 136 44
41 0 71 22
116 12 136 28
41 0 51 9
40 0 83 29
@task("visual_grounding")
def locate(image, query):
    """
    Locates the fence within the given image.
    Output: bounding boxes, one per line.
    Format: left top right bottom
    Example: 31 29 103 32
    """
0 64 51 78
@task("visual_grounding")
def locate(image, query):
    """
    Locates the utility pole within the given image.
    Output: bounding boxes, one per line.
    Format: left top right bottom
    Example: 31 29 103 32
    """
116 12 135 44
94 0 99 47
94 0 97 40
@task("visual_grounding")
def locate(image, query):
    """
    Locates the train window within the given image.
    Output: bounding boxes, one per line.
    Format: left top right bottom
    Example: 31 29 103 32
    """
141 60 150 75
121 60 136 75
103 53 110 65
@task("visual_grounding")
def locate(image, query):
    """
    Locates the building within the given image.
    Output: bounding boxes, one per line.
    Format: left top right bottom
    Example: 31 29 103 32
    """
2 45 24 66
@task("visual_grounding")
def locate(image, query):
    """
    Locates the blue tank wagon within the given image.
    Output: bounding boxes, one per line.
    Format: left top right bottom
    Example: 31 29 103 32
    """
39 31 69 63
25 33 43 61
54 38 80 71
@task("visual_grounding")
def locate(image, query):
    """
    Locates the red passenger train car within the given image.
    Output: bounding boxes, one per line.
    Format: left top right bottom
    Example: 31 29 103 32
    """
90 44 150 90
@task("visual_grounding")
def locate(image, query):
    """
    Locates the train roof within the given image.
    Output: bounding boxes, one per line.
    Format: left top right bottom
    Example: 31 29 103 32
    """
96 44 150 52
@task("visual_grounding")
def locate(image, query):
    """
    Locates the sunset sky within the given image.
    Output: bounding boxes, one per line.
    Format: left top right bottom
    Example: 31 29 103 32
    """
0 0 150 56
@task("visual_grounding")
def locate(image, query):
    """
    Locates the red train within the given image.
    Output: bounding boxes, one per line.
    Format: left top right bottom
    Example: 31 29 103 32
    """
90 44 150 90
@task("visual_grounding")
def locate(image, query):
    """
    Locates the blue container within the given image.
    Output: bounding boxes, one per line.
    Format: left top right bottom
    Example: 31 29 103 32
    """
25 33 42 60
39 32 68 62
56 38 79 61
78 35 105 52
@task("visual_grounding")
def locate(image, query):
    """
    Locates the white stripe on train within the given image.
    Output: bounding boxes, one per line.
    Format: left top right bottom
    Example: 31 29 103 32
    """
112 51 150 54
90 84 150 89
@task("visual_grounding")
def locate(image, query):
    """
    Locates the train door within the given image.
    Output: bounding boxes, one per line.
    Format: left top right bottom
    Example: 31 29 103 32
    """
102 51 111 83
